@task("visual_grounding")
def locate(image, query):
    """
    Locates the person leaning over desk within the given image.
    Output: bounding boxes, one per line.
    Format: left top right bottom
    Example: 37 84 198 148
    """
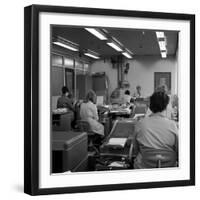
123 90 133 104
57 86 75 112
80 90 104 137
133 91 178 169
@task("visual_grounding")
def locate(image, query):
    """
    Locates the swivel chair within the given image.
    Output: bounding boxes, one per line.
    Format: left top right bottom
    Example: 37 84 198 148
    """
141 148 177 168
76 120 101 154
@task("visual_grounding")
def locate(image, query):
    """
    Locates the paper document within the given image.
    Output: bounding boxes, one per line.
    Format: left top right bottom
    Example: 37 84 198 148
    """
96 96 104 105
133 113 145 119
107 138 127 147
108 161 125 167
52 108 68 114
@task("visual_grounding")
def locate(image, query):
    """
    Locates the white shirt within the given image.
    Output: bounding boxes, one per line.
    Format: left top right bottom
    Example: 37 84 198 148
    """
123 94 132 104
136 112 178 151
80 101 99 121
134 112 178 168
80 101 104 136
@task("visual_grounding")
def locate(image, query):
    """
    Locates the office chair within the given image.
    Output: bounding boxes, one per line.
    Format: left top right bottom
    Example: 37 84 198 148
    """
73 101 82 125
141 148 177 168
134 105 147 114
76 120 101 154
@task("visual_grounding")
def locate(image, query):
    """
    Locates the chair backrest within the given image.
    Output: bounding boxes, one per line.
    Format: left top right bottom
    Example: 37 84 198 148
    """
134 105 147 114
74 101 82 121
141 148 177 168
76 120 91 132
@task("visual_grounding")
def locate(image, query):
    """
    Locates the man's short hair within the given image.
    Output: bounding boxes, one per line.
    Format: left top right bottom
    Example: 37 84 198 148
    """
150 91 169 113
125 90 130 95
62 86 69 94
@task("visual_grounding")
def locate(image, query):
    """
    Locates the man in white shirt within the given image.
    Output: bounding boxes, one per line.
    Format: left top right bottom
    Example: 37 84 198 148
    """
134 91 178 169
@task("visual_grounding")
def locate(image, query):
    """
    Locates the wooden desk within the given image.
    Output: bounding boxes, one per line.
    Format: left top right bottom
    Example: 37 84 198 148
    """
52 111 74 131
52 131 88 173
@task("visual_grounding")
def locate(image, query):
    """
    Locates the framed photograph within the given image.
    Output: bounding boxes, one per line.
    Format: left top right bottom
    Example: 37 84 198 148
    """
24 4 195 195
154 72 171 94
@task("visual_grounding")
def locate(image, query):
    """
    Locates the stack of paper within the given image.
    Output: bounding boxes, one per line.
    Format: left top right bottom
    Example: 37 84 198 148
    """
52 108 68 114
96 96 104 105
133 113 145 119
107 138 127 147
108 161 124 167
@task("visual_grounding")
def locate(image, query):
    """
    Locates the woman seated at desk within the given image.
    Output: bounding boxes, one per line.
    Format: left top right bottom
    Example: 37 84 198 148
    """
57 86 74 112
80 90 104 137
134 91 178 169
56 86 75 129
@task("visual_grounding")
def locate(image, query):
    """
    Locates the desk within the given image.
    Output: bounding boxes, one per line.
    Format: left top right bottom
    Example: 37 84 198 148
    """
98 105 133 137
52 131 88 173
109 108 131 118
107 105 133 121
52 111 74 131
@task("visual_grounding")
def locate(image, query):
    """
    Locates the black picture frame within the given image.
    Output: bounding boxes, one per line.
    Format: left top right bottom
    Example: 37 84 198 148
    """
24 4 195 195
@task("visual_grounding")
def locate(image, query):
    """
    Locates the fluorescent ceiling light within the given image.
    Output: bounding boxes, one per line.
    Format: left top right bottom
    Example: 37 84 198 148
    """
161 51 167 58
53 42 78 51
122 52 132 59
158 41 166 51
85 28 107 40
84 53 100 59
107 42 123 52
156 31 165 38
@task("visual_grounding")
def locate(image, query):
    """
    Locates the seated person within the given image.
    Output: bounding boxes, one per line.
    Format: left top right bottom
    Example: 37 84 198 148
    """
110 88 124 105
80 90 104 137
123 90 133 104
57 86 75 128
133 85 143 98
146 85 176 120
57 86 74 112
134 91 178 169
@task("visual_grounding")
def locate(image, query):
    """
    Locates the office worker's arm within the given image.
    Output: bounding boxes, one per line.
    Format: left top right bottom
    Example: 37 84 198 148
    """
64 98 75 112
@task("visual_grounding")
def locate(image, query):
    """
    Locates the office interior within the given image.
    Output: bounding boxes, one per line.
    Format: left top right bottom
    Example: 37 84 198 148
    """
51 26 179 173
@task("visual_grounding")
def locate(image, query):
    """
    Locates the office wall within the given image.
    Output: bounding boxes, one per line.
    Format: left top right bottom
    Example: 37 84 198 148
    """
52 66 65 96
91 56 178 97
91 61 118 95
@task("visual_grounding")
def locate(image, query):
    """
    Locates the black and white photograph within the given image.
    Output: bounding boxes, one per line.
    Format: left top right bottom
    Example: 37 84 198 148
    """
51 26 179 173
24 5 195 195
